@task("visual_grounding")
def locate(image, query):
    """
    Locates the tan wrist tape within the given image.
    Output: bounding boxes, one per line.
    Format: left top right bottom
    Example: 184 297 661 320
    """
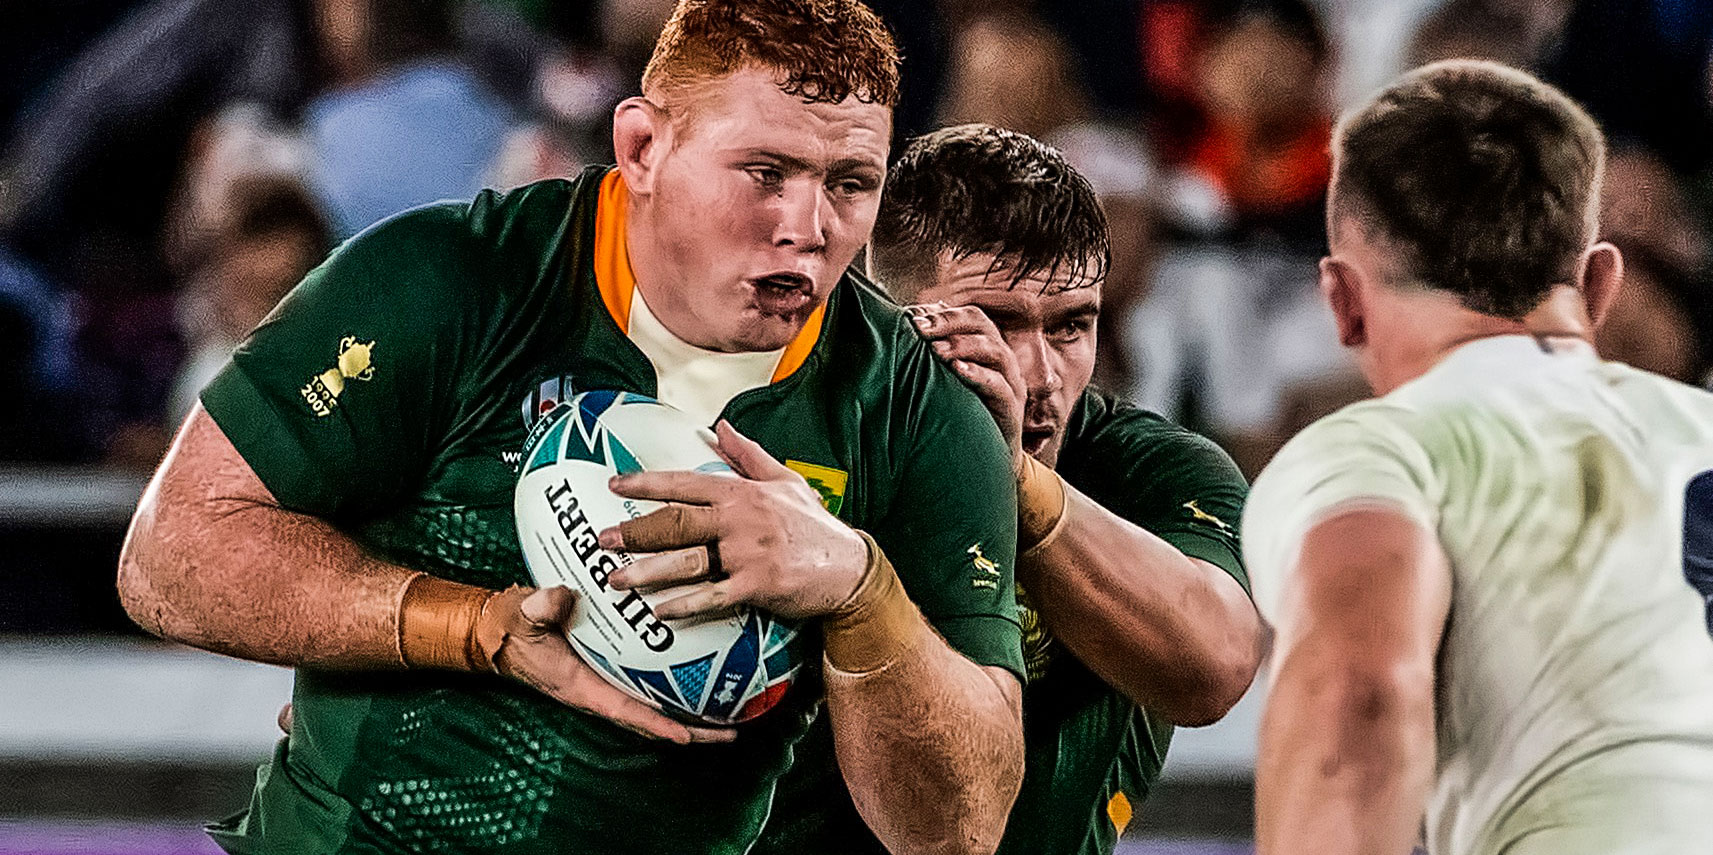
822 531 926 675
398 573 500 672
1017 454 1068 550
1020 495 1072 564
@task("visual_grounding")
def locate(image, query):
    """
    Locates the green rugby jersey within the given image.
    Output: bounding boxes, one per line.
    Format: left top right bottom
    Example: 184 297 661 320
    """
754 388 1249 855
198 166 1025 855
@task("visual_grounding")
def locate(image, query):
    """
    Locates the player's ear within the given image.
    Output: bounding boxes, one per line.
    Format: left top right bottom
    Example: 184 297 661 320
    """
1576 241 1624 330
613 96 670 196
1320 256 1367 349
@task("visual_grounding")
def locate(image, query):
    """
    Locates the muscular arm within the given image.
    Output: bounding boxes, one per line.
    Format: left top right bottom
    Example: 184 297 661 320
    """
1255 507 1449 855
119 407 720 742
1021 481 1262 726
117 407 414 667
824 575 1024 855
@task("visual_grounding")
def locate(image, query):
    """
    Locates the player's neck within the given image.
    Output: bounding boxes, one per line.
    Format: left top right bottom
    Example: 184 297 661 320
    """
1371 287 1595 394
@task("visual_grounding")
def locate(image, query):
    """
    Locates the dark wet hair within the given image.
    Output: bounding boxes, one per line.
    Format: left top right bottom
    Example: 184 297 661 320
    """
872 123 1109 299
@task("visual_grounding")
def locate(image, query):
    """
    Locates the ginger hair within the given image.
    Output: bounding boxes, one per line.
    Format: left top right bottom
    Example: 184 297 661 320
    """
642 0 901 110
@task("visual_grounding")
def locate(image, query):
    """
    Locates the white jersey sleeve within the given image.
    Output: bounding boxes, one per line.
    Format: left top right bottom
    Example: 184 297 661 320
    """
1241 403 1438 626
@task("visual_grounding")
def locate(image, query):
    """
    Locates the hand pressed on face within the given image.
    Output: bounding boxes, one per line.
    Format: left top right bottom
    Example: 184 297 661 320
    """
908 302 1026 473
909 251 1101 469
481 586 735 744
599 421 870 621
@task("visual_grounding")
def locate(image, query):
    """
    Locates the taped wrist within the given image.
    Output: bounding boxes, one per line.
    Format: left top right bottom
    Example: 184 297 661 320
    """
821 531 927 675
398 573 502 672
1017 454 1068 551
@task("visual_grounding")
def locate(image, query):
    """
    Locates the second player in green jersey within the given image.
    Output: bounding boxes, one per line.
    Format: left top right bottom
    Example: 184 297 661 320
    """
756 125 1263 855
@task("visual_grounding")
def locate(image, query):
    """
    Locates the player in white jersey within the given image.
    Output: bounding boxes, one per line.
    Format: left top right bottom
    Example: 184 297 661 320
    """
1243 59 1713 855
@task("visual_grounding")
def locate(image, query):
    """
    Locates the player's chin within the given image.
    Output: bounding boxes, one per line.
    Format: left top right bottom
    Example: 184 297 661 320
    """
726 307 813 352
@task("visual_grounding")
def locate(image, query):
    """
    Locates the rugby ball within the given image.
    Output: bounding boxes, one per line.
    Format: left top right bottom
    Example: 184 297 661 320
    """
513 390 802 724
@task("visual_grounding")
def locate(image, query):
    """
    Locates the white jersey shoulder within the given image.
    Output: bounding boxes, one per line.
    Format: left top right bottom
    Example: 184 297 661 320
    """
1243 336 1713 855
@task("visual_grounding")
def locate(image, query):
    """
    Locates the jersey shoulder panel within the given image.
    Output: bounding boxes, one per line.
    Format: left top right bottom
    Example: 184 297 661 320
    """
201 173 600 518
1059 388 1251 589
1243 396 1441 622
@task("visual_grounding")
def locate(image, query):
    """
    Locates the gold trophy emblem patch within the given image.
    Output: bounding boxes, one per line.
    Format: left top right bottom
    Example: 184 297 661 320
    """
301 336 376 417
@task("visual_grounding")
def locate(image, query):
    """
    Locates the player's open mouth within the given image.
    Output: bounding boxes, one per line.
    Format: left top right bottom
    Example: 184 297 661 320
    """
749 272 815 315
1022 428 1055 457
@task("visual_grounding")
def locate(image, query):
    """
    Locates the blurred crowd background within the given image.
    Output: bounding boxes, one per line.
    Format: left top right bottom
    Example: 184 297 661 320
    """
3 0 1713 846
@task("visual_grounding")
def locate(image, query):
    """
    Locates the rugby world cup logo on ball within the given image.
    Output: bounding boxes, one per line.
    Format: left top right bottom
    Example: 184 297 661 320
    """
513 390 803 724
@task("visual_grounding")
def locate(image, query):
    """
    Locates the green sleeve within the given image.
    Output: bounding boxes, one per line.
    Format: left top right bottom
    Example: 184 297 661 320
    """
867 334 1027 681
1060 395 1251 594
200 202 481 521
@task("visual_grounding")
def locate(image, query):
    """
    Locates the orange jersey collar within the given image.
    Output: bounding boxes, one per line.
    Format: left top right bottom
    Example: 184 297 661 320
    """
593 170 824 383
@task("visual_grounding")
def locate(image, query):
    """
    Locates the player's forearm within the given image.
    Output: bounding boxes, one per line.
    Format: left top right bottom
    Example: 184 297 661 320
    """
819 535 1024 855
825 640 1023 855
119 409 428 668
1019 483 1261 725
1255 652 1436 855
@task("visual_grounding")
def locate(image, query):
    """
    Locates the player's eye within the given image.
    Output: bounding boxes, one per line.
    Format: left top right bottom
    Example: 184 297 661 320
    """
1048 318 1094 343
828 176 878 200
745 166 785 189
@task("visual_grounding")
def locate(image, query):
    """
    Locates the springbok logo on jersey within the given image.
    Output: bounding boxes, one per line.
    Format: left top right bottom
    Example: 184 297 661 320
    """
967 543 1003 590
1183 500 1233 534
301 336 376 417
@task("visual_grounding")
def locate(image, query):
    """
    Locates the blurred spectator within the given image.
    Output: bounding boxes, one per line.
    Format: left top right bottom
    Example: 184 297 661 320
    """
1313 0 1447 108
0 0 541 304
0 0 321 294
165 105 314 275
487 48 623 188
1595 147 1713 386
1125 242 1364 476
1409 0 1572 72
163 109 330 424
1598 241 1713 386
1126 0 1365 475
1175 0 1332 239
938 12 1093 141
302 0 516 237
169 176 331 424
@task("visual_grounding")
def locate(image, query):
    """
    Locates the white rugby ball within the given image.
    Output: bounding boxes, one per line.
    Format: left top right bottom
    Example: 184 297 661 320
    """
513 390 802 724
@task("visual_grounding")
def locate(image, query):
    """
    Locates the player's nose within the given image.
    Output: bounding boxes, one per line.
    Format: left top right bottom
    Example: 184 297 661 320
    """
772 181 828 253
1015 331 1062 397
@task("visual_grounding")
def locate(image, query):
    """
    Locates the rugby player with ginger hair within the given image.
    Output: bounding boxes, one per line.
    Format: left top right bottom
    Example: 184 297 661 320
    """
119 2 1028 853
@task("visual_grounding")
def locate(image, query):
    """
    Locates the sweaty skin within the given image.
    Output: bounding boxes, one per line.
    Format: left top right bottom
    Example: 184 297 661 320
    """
119 407 721 744
909 252 1262 725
